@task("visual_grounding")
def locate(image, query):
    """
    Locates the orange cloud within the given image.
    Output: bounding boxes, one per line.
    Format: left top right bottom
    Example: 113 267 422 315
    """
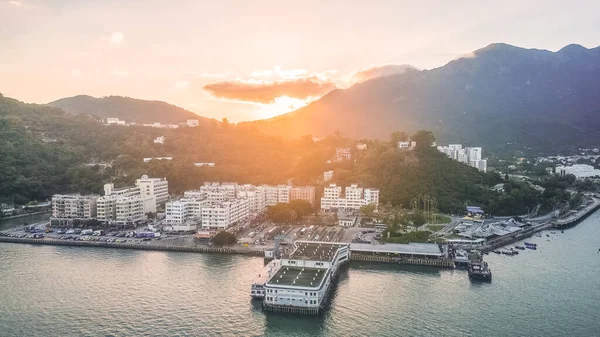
203 76 336 104
351 64 416 83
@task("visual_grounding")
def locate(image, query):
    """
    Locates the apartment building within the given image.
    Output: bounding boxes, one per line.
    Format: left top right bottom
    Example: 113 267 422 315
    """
51 194 100 220
135 175 169 204
323 170 334 182
290 186 316 205
97 182 157 225
320 184 380 211
437 144 488 172
201 198 250 229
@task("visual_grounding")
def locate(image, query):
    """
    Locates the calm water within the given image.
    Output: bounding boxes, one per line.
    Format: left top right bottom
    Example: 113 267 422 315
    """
0 213 599 337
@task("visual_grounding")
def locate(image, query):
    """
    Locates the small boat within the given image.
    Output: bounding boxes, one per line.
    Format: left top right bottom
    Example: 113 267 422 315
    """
501 250 515 256
550 231 556 234
526 245 537 250
514 246 525 250
524 242 537 247
535 234 542 237
561 231 564 233
493 250 502 254
546 234 550 237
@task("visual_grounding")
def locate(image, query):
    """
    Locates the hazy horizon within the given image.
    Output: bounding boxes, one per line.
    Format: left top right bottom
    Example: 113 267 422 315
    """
2 0 600 122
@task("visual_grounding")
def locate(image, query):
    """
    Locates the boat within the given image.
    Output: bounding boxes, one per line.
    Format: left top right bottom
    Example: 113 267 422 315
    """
546 234 550 237
250 259 281 299
514 246 525 250
493 250 502 254
550 231 556 234
468 260 492 282
535 234 542 237
524 242 537 247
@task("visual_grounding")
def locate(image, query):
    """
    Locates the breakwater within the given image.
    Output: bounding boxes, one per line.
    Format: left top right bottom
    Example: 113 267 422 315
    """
0 237 264 256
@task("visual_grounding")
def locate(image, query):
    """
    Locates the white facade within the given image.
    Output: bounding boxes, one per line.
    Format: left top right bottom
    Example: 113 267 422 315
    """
290 186 316 205
356 143 367 150
154 136 165 144
438 144 487 172
143 157 173 163
334 148 352 162
187 119 199 127
135 175 169 204
51 194 99 220
323 170 334 182
556 164 600 179
97 183 156 225
106 118 121 125
320 184 379 211
194 162 215 167
259 185 291 206
201 182 237 200
165 198 208 226
201 199 250 229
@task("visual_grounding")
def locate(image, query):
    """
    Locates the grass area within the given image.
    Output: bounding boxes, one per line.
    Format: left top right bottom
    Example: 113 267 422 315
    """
427 224 445 232
425 213 452 224
383 231 431 244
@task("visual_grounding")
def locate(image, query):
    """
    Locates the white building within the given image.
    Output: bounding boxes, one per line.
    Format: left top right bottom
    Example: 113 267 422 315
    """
154 136 165 144
334 148 352 162
320 184 380 211
263 242 350 314
51 194 99 221
143 157 173 163
164 198 208 231
437 144 487 172
323 170 334 182
237 186 267 213
201 199 250 229
398 141 417 150
187 119 199 127
135 175 169 205
201 182 237 200
356 143 367 150
194 162 215 167
556 164 600 179
96 182 157 225
106 118 121 125
260 185 291 206
290 186 316 205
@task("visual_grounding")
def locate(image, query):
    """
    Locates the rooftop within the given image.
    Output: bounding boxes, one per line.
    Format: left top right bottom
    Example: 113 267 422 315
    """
350 242 443 257
267 266 327 288
289 241 347 262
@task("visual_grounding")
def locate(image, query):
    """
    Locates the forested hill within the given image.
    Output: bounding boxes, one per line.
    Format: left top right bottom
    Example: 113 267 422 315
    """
1 93 542 215
49 95 217 125
242 43 600 153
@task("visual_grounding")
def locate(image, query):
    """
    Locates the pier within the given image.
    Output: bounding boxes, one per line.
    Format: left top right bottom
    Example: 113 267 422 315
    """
479 198 600 252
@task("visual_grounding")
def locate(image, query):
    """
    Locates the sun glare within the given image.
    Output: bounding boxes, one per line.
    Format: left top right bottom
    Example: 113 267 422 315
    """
255 96 311 120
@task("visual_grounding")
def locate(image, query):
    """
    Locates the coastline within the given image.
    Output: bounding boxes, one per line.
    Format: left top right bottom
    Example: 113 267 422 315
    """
0 211 51 221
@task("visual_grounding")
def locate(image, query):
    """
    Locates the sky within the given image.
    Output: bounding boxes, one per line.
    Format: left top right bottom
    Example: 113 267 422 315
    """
1 0 599 122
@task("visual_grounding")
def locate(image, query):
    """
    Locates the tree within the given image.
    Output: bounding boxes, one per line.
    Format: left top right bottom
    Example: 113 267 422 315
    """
288 200 313 217
389 131 408 146
360 203 376 217
411 130 435 148
212 231 237 246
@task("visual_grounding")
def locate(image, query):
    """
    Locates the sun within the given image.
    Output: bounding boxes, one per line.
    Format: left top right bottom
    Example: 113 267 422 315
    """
255 96 311 120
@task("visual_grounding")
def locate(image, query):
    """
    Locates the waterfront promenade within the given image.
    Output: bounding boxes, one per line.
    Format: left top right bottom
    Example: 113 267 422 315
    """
479 198 599 252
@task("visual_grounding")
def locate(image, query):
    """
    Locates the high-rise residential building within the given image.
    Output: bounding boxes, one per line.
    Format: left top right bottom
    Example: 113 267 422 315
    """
51 194 99 221
333 148 352 162
135 175 169 204
164 198 209 232
320 184 379 211
437 144 487 172
323 170 334 182
237 184 267 213
290 186 316 205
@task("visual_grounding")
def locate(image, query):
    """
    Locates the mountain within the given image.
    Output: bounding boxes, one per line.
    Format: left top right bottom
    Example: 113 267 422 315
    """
242 43 600 153
49 95 216 125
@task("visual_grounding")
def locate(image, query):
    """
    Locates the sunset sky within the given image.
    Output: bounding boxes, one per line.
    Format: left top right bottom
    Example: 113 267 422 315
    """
1 0 599 122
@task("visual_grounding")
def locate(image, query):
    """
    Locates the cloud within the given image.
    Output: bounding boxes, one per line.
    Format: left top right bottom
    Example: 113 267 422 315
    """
109 32 125 46
203 76 336 104
174 80 189 90
351 64 416 83
9 0 22 6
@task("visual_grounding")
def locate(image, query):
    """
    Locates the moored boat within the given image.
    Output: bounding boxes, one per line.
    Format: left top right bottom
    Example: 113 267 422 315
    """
468 260 492 282
514 245 525 250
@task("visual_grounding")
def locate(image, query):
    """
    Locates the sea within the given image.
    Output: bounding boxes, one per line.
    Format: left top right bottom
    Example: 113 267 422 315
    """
0 213 599 337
